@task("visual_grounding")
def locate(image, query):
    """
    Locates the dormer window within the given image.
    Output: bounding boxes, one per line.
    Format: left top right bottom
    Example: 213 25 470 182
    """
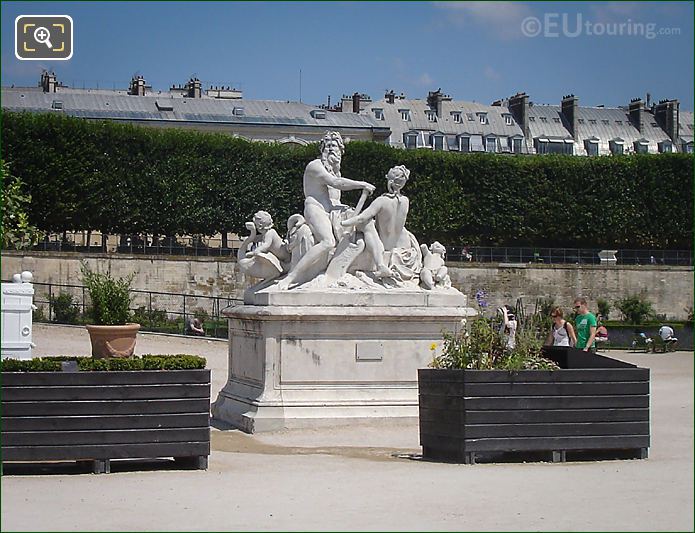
609 139 625 155
156 100 174 111
399 109 411 121
585 138 599 156
503 114 513 126
451 111 461 123
658 140 673 153
578 118 585 124
485 135 497 152
431 133 445 150
634 139 649 153
373 108 384 120
529 116 536 122
540 117 548 123
589 119 597 125
51 100 63 110
310 109 326 119
477 112 488 125
403 132 418 149
553 117 560 123
425 110 437 122
233 106 245 116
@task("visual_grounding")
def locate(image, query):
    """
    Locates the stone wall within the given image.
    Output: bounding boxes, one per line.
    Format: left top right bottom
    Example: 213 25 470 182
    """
2 252 692 320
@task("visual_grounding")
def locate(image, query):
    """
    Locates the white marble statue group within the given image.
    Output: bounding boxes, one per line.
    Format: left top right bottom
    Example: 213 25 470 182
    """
237 131 452 292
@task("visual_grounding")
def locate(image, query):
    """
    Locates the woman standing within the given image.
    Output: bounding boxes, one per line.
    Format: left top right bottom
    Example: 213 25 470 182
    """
545 307 577 347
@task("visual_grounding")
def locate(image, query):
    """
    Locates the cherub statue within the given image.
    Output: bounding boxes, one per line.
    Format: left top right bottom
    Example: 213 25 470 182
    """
237 210 291 280
419 241 451 290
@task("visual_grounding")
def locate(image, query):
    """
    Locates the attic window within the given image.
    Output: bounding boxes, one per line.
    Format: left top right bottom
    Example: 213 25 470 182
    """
616 120 623 125
589 119 597 125
602 120 610 125
399 109 411 121
504 114 513 125
578 118 585 124
553 117 560 123
51 100 63 110
425 110 437 122
539 117 548 123
233 106 245 116
477 112 488 125
651 122 658 127
529 116 536 122
156 100 174 111
451 111 461 123
373 108 384 120
310 110 326 119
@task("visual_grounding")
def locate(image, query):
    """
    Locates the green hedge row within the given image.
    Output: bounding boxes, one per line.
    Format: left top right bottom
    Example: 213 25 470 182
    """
2 110 692 248
0 354 207 372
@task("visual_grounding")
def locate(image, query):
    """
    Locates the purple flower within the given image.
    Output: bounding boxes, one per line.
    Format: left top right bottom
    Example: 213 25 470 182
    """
475 289 488 309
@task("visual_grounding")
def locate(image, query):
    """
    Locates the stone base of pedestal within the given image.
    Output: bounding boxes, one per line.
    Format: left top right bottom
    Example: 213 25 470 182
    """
212 300 475 433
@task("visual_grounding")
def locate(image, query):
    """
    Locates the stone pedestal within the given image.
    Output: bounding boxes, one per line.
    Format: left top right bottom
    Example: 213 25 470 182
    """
212 288 475 432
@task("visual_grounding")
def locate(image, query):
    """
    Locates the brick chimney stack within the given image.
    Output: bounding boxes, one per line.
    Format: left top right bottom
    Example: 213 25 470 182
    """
129 75 147 96
628 98 645 133
654 99 680 144
352 92 361 113
508 92 530 138
186 77 202 98
40 71 57 93
561 94 579 139
385 89 395 105
426 88 450 118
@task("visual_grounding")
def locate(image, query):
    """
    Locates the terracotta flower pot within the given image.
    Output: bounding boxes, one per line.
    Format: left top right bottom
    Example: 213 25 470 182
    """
85 323 140 358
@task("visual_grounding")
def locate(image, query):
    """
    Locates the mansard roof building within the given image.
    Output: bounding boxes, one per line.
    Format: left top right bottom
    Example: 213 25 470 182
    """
1 72 390 145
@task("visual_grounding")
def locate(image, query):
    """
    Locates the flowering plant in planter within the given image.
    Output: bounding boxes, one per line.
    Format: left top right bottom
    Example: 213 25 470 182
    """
431 316 559 371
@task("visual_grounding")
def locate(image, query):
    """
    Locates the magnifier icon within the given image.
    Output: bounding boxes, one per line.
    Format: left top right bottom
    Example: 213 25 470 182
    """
33 26 53 49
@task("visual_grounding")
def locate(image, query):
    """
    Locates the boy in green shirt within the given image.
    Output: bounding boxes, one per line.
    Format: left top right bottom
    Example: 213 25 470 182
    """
574 297 598 351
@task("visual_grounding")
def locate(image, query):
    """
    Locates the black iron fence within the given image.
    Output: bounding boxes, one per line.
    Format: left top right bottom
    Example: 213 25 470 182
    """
13 234 695 266
21 281 242 340
445 246 693 266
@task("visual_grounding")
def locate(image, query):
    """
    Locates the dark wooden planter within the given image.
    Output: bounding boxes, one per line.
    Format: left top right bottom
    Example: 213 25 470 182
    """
1 369 210 473
419 347 649 464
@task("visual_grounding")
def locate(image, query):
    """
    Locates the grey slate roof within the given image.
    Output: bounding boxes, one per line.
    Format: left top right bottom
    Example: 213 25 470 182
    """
362 97 524 148
1 87 384 130
528 104 672 150
679 110 694 143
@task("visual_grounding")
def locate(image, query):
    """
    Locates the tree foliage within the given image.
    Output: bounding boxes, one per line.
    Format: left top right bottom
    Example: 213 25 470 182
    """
2 110 692 249
1 159 42 249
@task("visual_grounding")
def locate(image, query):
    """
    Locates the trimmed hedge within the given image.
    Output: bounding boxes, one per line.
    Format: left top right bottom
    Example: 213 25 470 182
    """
0 354 207 372
1 110 692 248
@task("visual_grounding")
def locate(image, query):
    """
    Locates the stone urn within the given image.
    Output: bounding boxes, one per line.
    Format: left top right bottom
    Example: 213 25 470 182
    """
85 323 140 358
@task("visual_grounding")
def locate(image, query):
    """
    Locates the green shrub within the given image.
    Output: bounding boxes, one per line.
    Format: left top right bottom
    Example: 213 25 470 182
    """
81 262 134 325
431 316 559 371
616 294 656 324
597 298 611 321
49 292 81 324
1 159 42 249
0 354 206 372
2 110 692 249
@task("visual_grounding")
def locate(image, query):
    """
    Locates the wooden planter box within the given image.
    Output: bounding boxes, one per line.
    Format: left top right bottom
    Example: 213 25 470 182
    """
1 369 210 473
419 347 649 464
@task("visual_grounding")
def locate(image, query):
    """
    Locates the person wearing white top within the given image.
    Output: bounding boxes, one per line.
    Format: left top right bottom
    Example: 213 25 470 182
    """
544 307 577 347
498 305 518 350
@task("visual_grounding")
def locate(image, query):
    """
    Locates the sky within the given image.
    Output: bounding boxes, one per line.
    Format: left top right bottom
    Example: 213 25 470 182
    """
1 1 693 109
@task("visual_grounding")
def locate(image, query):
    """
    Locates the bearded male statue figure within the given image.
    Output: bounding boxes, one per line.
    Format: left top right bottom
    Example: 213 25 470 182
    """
277 131 374 290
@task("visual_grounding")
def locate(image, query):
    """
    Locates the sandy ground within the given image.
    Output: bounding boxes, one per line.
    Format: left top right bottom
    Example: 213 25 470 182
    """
1 323 693 531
